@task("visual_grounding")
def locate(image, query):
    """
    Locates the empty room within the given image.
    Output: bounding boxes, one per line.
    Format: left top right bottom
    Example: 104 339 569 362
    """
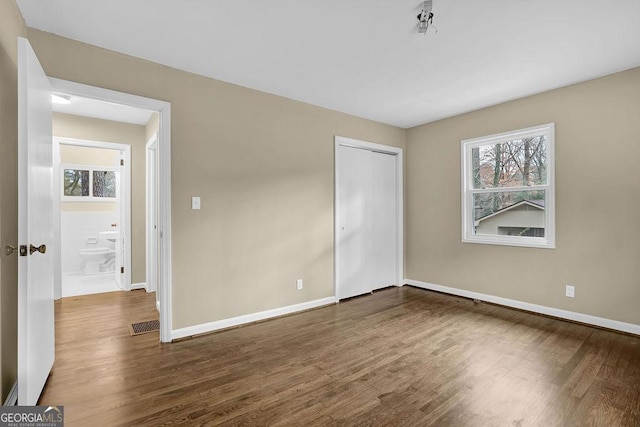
1 0 639 425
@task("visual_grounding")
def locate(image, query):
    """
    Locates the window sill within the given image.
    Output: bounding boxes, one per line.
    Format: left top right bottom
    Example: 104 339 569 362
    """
462 235 555 249
61 197 116 203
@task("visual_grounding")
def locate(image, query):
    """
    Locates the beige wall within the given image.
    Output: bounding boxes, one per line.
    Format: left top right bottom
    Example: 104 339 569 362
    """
28 29 407 329
406 67 640 325
60 144 120 166
53 113 147 284
0 0 25 401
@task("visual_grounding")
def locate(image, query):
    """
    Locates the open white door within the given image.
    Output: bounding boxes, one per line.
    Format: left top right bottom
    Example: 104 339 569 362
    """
17 37 55 405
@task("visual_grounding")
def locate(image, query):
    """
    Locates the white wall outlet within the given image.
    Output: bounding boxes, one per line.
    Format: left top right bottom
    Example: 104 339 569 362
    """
565 285 575 298
191 196 201 210
296 279 303 290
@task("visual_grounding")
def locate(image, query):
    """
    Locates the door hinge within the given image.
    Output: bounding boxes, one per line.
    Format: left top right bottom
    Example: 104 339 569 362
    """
120 159 124 166
121 266 124 274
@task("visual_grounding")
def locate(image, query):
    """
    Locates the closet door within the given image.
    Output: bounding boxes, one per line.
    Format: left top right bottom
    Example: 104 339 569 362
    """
337 145 398 300
371 151 397 290
337 145 373 299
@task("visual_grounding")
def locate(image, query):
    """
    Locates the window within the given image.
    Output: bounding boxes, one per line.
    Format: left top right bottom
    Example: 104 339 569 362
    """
461 123 555 248
63 169 90 196
62 165 117 201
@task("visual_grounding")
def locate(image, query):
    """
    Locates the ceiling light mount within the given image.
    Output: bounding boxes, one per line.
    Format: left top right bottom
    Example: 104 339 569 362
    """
417 1 437 35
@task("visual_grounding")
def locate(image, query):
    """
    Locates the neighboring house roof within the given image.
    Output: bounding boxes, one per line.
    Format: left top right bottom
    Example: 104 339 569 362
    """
475 199 544 225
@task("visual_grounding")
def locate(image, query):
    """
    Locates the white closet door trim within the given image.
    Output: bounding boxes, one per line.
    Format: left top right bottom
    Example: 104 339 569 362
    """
334 136 403 300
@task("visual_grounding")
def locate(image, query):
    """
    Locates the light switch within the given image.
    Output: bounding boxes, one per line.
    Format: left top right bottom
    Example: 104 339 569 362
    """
191 196 201 210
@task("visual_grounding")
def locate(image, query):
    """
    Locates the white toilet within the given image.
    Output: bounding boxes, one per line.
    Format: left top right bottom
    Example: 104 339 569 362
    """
78 231 118 275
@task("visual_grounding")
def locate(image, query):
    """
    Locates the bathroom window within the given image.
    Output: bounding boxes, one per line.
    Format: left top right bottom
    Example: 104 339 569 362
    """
63 169 90 196
92 170 116 198
62 165 117 201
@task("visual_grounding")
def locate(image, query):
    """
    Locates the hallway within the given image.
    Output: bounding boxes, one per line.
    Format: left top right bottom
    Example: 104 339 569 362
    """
39 290 159 423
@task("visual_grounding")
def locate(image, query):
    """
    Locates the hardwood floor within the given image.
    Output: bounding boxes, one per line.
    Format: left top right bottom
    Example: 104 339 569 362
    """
40 287 640 426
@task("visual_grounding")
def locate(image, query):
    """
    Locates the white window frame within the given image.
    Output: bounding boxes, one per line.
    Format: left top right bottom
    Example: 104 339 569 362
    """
461 123 556 249
60 163 118 202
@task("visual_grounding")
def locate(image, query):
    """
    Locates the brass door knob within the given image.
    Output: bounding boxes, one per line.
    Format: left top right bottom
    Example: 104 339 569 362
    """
4 245 17 256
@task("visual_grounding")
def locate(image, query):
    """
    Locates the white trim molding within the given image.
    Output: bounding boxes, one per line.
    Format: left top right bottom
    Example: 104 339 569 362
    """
130 283 146 291
171 297 337 340
404 279 640 335
3 381 18 406
145 133 158 295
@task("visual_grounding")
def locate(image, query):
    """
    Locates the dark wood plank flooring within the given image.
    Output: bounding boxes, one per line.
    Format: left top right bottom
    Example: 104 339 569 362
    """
39 286 640 426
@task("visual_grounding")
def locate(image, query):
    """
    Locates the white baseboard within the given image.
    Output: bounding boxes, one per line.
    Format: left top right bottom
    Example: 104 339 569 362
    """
171 296 338 340
3 381 17 406
404 279 640 336
130 282 146 290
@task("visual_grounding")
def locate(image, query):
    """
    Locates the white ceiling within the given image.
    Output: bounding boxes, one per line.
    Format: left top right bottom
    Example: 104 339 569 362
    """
18 0 640 128
52 94 153 125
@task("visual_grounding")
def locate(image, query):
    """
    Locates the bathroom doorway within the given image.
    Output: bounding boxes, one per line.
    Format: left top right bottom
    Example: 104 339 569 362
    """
54 138 132 297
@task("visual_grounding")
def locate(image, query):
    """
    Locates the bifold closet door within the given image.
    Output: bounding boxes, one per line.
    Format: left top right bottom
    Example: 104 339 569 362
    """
337 145 374 299
370 151 397 290
337 145 397 300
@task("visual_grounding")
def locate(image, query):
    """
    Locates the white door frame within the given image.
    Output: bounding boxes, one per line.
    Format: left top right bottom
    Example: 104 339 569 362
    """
334 136 404 299
145 133 158 301
50 78 173 343
53 137 132 293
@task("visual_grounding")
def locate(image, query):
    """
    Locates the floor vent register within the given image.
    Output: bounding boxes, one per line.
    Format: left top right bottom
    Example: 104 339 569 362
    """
129 319 160 336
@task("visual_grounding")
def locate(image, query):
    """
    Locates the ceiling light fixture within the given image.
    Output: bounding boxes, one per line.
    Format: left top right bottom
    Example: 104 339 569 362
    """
51 94 71 105
417 0 437 35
